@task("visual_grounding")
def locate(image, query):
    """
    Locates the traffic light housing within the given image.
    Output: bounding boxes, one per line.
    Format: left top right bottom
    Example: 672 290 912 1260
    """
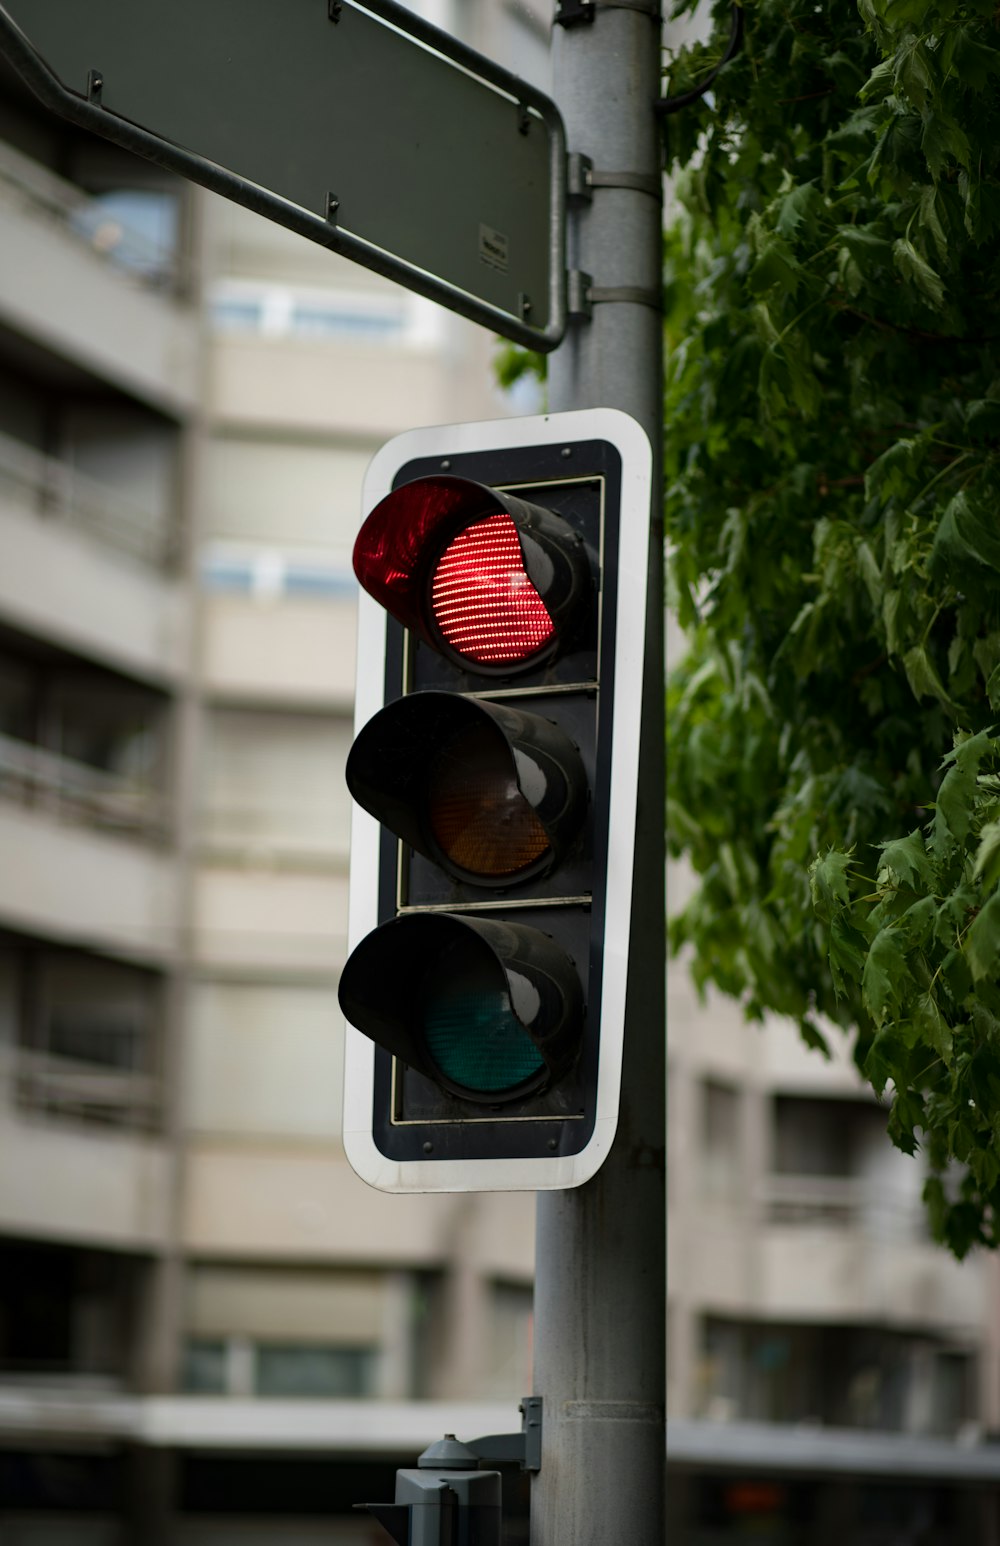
340 410 651 1192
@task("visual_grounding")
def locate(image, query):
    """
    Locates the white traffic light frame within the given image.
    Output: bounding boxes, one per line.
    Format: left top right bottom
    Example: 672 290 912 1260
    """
342 408 652 1193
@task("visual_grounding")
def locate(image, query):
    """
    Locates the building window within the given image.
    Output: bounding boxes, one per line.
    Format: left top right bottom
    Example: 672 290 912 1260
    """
0 641 169 841
768 1095 919 1232
180 1338 377 1398
181 1339 228 1394
199 541 357 600
698 1317 975 1437
12 942 163 1130
701 1079 742 1203
255 1344 376 1398
69 187 181 286
485 1281 533 1399
208 279 408 343
198 706 352 866
0 1239 133 1381
182 1266 386 1398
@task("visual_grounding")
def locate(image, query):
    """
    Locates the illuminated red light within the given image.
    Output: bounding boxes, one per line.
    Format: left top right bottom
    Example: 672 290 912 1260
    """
431 512 554 664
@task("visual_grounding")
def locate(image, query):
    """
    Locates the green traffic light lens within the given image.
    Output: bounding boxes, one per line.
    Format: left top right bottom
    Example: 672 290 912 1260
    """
422 980 544 1095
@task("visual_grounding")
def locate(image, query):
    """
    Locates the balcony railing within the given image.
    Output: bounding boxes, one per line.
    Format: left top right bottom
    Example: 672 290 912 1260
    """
198 803 348 871
0 731 168 842
0 426 174 567
14 1047 160 1130
762 1174 926 1238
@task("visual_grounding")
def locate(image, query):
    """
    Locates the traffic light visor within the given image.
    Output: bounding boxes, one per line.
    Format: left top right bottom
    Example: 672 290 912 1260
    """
352 475 589 674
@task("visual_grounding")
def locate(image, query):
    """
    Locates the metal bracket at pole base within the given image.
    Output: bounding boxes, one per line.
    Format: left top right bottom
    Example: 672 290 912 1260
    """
467 1396 543 1473
555 0 595 26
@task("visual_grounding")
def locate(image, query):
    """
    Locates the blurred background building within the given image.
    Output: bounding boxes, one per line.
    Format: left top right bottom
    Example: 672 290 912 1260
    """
1 2 999 1543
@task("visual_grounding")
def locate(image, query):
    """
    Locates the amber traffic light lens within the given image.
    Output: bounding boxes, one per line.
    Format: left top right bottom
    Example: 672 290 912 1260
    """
428 723 550 878
430 511 555 665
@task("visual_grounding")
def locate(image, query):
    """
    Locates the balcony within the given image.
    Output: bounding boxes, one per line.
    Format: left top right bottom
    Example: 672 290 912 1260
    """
200 548 357 708
14 1048 160 1132
192 865 348 978
0 731 168 843
0 425 173 568
0 138 200 415
0 795 179 961
0 1071 170 1246
0 464 190 685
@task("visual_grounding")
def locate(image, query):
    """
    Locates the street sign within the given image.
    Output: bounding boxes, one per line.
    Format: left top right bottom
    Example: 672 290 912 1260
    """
0 0 566 349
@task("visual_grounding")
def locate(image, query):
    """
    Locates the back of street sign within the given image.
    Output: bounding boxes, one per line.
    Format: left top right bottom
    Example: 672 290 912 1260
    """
0 0 566 349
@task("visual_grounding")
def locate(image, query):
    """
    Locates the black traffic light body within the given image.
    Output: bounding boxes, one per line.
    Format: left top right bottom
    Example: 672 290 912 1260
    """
341 410 651 1192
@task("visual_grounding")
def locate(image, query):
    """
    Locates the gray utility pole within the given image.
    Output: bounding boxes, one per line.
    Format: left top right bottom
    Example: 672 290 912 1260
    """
531 3 666 1545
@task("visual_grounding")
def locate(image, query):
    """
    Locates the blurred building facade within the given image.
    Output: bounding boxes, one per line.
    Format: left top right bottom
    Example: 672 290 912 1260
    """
1 3 1000 1543
0 4 549 1540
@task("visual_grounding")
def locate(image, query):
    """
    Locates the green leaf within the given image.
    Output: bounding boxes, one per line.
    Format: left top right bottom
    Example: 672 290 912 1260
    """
921 110 972 178
902 644 958 713
933 490 1000 575
973 820 1000 895
856 540 883 610
893 34 935 113
748 237 801 296
888 1087 924 1156
986 662 1000 713
892 237 945 308
966 892 1000 983
940 25 1000 94
774 181 823 242
918 184 949 264
878 830 934 890
862 925 906 1023
865 438 918 504
914 991 953 1065
810 849 855 916
931 732 993 857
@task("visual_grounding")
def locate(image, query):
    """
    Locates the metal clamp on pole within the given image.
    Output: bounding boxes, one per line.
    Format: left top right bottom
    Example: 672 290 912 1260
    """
468 1395 544 1473
567 269 593 321
568 154 662 203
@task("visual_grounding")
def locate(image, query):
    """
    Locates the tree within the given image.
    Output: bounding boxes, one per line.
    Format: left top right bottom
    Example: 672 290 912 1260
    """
663 0 1000 1256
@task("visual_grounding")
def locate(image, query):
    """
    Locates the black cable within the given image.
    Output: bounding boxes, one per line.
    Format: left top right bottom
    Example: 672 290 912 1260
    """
656 3 744 117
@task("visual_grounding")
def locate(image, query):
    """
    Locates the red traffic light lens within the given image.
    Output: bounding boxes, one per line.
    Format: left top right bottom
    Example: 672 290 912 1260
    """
428 722 550 878
430 512 554 666
352 475 589 676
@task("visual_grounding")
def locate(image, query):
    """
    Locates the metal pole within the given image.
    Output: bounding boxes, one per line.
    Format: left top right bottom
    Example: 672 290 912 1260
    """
531 4 665 1544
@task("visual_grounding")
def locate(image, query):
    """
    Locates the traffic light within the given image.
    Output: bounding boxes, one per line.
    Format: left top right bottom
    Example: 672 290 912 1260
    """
340 409 652 1192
